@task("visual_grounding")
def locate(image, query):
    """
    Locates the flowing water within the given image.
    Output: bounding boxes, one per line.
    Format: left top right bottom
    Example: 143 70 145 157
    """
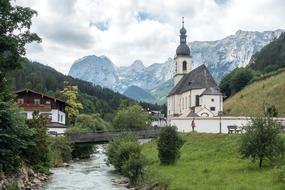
42 145 127 190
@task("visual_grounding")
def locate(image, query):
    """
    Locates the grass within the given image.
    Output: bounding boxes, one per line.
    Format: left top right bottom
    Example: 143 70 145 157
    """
141 133 285 190
224 70 285 117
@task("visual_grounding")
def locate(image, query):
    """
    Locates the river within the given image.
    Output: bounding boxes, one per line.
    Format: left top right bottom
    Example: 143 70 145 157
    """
42 145 127 190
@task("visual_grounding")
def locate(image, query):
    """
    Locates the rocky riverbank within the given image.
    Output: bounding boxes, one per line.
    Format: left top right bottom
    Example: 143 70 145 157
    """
0 166 49 190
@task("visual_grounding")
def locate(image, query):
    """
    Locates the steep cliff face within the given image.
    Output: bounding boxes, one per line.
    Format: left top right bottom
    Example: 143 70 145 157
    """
68 55 119 90
190 29 284 80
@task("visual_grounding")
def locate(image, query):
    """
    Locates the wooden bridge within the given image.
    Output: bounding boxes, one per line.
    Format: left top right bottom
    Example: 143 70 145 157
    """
66 128 161 143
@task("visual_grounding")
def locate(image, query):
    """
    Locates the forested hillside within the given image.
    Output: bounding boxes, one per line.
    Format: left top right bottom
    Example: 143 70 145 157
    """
249 32 285 73
220 32 285 98
7 60 165 119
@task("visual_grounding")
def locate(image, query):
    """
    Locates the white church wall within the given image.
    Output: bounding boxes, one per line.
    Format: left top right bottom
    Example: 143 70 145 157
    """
190 89 205 107
180 91 190 111
200 95 223 116
170 117 285 133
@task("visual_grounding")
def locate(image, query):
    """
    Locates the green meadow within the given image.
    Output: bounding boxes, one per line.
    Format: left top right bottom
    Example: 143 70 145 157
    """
142 133 285 190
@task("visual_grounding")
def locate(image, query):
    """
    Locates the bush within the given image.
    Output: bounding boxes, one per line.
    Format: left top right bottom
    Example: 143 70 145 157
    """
122 155 146 185
240 117 285 168
157 126 184 165
48 136 72 167
106 133 146 185
113 104 150 129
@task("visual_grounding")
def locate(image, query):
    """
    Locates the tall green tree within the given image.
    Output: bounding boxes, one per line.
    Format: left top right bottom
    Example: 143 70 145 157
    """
240 117 285 168
113 104 150 129
0 0 40 174
61 81 83 125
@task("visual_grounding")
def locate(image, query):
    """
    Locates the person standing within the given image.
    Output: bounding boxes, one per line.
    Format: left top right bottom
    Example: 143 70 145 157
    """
191 119 196 132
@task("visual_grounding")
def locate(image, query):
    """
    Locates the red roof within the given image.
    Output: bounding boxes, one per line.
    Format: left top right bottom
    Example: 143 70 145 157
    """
15 88 69 106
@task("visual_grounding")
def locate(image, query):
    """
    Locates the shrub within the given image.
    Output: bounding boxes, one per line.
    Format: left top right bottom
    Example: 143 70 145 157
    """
265 104 278 117
122 155 146 185
48 136 72 167
240 117 285 168
157 126 185 165
106 133 146 185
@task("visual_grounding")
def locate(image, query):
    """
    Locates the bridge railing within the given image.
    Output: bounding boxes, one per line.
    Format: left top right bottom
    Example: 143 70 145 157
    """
66 127 162 143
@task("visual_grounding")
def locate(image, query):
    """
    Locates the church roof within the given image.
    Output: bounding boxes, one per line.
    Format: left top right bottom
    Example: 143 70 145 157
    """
168 64 220 96
201 87 222 96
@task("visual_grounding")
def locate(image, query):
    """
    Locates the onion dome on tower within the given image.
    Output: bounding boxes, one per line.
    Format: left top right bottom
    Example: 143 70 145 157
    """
176 17 191 56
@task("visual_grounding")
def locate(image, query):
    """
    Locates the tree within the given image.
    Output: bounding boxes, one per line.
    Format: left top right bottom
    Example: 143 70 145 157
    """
113 104 150 129
25 111 50 172
220 68 256 98
240 117 285 168
157 126 184 165
61 81 83 125
0 0 40 174
0 0 41 81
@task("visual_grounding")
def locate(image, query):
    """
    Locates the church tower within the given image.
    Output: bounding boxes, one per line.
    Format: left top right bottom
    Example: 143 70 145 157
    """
174 17 192 85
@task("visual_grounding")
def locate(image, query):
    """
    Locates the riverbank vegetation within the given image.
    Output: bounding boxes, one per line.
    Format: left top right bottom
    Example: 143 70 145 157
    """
106 133 146 185
141 133 285 190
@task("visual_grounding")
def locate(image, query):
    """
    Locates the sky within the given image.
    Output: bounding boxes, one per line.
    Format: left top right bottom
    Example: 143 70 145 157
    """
15 0 285 74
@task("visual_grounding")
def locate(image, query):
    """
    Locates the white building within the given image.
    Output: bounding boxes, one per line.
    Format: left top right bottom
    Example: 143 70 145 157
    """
15 89 68 134
167 19 223 118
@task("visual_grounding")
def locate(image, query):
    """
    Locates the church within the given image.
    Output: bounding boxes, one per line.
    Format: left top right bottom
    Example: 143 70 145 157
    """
167 19 223 118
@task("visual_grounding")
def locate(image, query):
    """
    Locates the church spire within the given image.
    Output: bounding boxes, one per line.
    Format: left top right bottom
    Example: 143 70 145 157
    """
179 17 187 44
176 17 190 56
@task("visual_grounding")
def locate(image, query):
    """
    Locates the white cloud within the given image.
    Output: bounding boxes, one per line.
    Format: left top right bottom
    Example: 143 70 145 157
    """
15 0 285 74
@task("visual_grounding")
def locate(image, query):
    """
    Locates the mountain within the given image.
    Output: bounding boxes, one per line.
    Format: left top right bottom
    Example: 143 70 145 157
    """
149 79 174 104
190 29 284 81
69 56 175 94
68 29 284 104
68 55 119 89
123 85 156 103
224 69 285 117
8 60 165 119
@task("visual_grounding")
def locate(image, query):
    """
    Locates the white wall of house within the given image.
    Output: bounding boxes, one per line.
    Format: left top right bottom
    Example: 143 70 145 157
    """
170 117 285 133
21 109 66 125
51 109 66 124
22 111 34 119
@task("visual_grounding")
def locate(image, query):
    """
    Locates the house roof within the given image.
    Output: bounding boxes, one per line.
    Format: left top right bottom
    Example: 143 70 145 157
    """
15 88 69 106
168 64 220 96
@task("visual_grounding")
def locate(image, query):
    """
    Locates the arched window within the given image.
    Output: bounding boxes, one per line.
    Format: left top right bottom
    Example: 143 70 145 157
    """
195 95 200 106
183 61 187 71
